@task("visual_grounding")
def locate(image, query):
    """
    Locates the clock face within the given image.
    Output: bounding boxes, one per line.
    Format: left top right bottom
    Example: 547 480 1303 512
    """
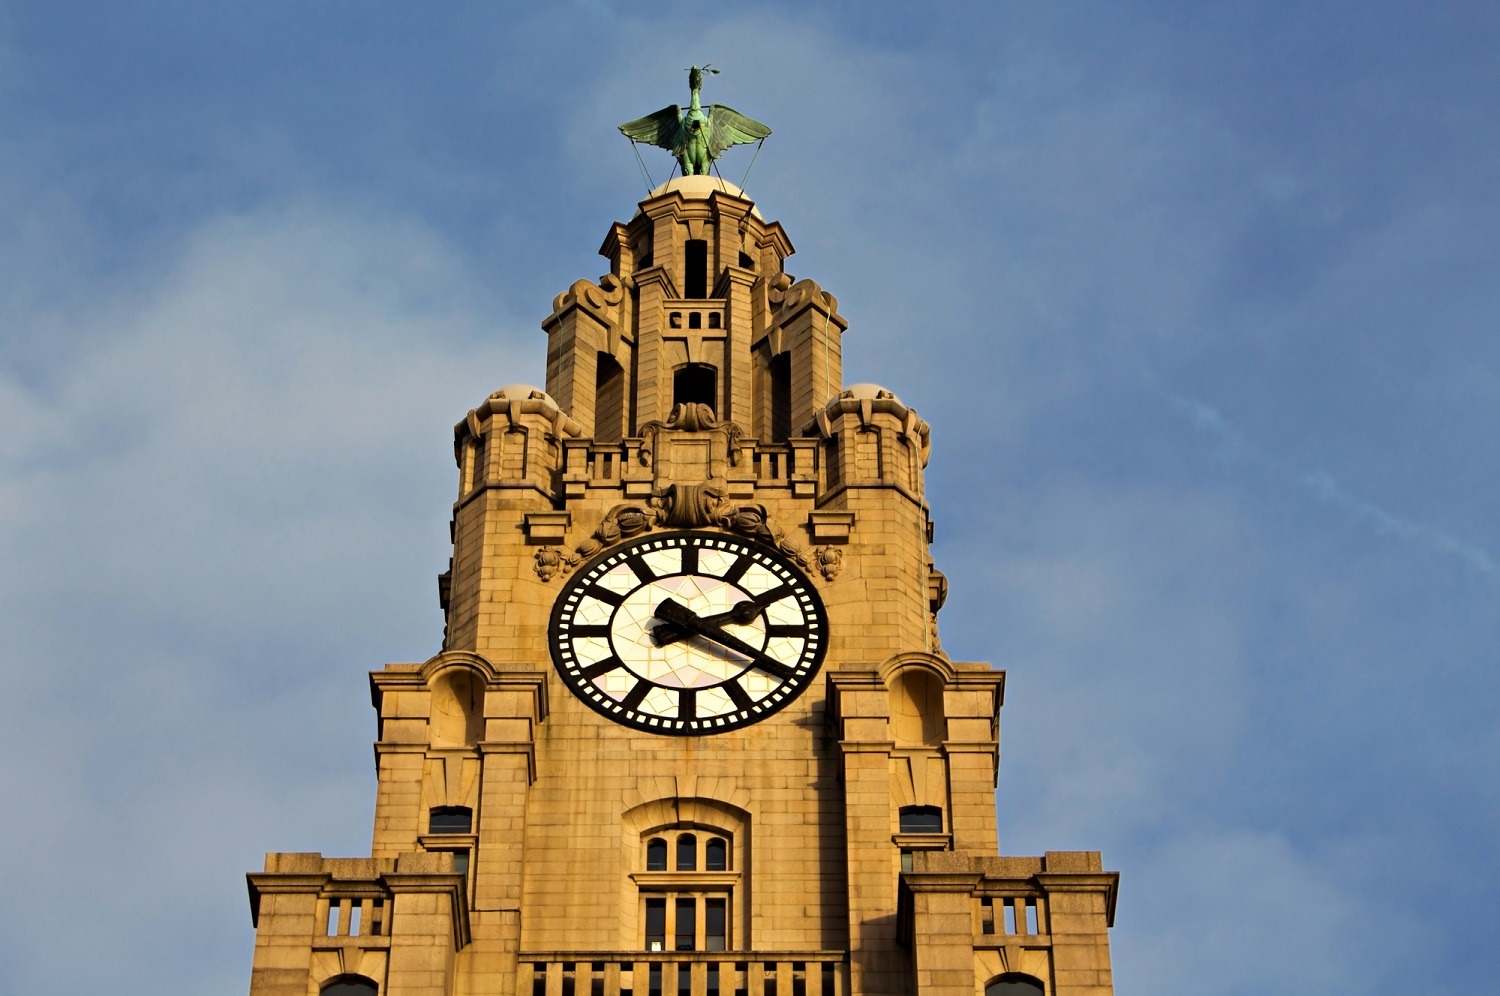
549 530 827 735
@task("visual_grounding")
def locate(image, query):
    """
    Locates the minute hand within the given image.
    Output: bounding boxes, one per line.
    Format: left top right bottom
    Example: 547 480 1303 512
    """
654 598 794 680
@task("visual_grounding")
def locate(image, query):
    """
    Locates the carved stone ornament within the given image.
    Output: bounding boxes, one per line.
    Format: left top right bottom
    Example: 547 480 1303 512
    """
656 482 729 528
548 272 626 323
533 546 574 582
638 403 746 466
812 546 843 581
536 491 814 581
767 272 840 327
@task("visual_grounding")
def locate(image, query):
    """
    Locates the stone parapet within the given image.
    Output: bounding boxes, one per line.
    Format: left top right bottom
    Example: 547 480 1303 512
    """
901 851 1118 996
247 851 469 996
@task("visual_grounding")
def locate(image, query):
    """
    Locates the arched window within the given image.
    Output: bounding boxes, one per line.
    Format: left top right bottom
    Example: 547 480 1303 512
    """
635 823 738 952
705 837 727 871
899 806 943 834
429 806 472 834
321 976 379 996
985 975 1044 996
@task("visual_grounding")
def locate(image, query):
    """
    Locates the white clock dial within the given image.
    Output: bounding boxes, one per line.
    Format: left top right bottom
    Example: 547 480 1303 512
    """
549 531 827 734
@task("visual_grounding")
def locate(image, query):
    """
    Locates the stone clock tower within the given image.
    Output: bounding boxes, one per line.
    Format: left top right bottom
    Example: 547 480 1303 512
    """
245 175 1120 996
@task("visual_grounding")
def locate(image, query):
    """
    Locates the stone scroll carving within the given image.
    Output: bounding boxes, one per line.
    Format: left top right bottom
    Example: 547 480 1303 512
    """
638 403 746 466
767 273 840 326
549 272 626 324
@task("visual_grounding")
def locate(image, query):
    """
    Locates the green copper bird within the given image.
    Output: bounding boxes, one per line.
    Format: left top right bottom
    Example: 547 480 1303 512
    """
619 66 772 176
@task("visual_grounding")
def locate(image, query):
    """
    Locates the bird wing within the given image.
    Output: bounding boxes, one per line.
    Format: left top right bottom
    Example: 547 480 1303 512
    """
618 106 685 153
705 104 772 159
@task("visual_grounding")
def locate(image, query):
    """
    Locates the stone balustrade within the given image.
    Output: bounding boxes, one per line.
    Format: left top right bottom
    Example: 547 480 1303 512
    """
520 953 848 996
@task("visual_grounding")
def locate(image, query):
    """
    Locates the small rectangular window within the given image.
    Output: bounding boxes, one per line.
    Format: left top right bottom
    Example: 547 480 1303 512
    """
705 898 727 951
675 897 696 951
898 806 943 834
646 898 666 951
676 834 697 871
685 240 708 298
430 807 473 834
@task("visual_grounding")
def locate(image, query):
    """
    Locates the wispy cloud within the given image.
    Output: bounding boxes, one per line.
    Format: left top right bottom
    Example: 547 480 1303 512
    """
1164 391 1496 574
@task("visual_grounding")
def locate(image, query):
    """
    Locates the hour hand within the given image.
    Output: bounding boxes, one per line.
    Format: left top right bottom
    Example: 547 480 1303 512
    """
650 598 794 680
650 599 759 646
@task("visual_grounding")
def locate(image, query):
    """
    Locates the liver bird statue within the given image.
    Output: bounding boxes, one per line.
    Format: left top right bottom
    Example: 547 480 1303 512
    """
618 66 772 177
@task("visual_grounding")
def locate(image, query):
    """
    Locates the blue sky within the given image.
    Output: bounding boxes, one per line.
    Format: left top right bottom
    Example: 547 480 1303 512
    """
2 3 1497 993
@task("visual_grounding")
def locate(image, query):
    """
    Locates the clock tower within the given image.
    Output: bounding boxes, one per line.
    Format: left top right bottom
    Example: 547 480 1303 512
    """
245 174 1120 996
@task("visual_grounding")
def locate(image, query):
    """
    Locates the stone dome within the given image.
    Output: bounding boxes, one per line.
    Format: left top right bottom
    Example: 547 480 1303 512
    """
842 383 902 404
640 175 763 219
489 385 554 403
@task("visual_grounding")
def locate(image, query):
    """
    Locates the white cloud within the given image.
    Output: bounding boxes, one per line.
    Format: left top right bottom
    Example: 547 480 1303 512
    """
0 201 529 994
1165 390 1496 573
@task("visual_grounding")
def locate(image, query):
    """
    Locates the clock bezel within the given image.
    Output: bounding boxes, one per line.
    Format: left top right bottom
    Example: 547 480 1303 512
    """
547 529 828 736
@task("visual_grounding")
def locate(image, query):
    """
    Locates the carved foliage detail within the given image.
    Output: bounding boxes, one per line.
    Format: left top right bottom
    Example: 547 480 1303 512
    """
535 489 813 581
812 546 843 581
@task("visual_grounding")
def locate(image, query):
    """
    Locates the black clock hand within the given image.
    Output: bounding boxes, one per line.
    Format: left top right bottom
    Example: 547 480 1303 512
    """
652 598 794 679
651 599 759 646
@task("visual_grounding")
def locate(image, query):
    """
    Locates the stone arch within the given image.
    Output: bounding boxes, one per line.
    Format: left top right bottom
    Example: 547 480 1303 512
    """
320 976 380 996
428 665 484 748
619 795 751 950
881 653 952 747
984 973 1045 996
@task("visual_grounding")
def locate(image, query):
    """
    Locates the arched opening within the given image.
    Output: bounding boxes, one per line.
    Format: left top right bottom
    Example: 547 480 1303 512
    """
688 311 702 329
705 837 728 871
321 976 379 996
595 352 625 441
430 668 484 747
676 833 697 871
646 837 668 871
985 975 1044 996
673 364 717 414
890 668 945 746
684 239 708 298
